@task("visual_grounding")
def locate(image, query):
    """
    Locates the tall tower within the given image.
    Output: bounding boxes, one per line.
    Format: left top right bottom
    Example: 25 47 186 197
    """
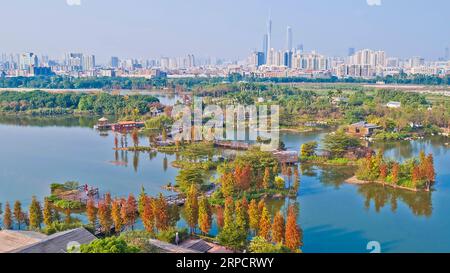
262 34 268 64
286 26 293 51
267 12 272 63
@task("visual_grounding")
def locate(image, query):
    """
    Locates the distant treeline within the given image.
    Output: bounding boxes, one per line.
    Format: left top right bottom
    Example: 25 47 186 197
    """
0 74 448 91
0 90 159 115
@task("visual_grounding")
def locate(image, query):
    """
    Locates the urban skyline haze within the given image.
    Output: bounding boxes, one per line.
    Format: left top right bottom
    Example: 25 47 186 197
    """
0 0 449 63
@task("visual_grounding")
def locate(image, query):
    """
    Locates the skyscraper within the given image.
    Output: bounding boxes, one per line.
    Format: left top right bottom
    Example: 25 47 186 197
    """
111 56 119 68
266 13 272 64
19 52 38 71
262 34 268 64
445 47 449 60
286 26 293 51
83 55 96 71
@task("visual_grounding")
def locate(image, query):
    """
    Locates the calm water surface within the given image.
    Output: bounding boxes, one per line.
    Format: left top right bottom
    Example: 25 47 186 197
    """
0 116 449 253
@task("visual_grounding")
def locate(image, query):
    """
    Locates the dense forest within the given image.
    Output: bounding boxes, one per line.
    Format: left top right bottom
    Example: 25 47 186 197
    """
0 74 449 90
0 90 159 115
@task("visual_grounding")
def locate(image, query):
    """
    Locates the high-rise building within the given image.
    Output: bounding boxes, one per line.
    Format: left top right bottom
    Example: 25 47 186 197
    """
262 34 268 64
250 51 265 67
66 53 83 71
284 50 293 68
83 55 96 71
349 49 386 67
266 14 272 64
187 54 195 68
19 52 38 71
286 26 293 51
445 47 449 61
111 56 119 68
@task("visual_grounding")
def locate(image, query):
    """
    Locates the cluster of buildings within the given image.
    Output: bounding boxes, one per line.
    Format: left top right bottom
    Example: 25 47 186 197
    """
0 52 238 79
246 17 450 79
0 17 449 80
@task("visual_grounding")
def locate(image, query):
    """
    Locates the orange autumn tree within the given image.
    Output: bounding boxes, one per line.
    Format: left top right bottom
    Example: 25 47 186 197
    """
154 193 169 231
262 167 271 190
285 205 302 252
86 197 97 227
259 206 271 240
248 199 260 234
111 198 123 233
185 184 199 233
235 164 252 191
379 163 388 180
272 211 285 244
97 201 112 235
391 163 400 185
198 196 212 235
3 202 12 229
215 205 224 229
412 165 421 188
142 196 155 233
424 154 435 191
125 194 138 230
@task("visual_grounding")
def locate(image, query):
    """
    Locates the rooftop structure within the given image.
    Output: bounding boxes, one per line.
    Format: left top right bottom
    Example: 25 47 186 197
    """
11 228 96 253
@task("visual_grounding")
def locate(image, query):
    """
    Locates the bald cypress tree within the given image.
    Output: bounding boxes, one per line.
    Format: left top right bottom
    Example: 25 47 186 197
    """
3 202 12 230
86 197 97 228
185 185 199 233
285 205 302 252
272 211 285 244
43 198 53 227
142 196 155 233
259 206 271 240
248 199 260 234
13 201 23 230
111 199 123 233
29 196 43 230
198 196 212 235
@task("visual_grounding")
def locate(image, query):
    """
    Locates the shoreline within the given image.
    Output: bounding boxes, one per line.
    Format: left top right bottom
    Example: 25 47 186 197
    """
345 176 422 192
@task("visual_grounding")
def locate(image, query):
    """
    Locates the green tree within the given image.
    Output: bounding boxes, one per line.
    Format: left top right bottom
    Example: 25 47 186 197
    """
323 130 361 158
300 141 318 158
79 237 140 253
249 236 291 253
175 168 205 193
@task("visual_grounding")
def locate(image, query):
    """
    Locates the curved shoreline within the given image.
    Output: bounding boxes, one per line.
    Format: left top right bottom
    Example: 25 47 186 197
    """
345 176 422 192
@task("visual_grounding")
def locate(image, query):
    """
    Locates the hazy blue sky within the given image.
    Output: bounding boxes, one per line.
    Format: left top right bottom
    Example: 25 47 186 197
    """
1 0 449 62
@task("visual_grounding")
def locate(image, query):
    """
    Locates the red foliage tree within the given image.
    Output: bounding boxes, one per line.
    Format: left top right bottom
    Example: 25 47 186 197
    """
285 205 301 252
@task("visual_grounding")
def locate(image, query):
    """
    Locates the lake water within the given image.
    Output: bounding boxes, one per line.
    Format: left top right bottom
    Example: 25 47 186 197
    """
0 115 449 253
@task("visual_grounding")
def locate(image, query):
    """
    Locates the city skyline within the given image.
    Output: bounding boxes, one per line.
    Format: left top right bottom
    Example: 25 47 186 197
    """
0 0 449 62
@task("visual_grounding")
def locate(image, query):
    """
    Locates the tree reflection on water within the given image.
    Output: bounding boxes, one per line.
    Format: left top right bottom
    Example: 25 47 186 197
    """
357 183 432 217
